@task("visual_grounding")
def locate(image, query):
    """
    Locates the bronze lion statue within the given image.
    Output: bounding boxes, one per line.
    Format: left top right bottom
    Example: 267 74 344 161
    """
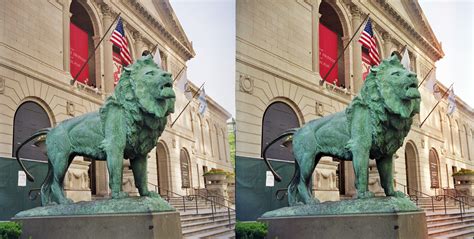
16 55 175 205
264 54 421 206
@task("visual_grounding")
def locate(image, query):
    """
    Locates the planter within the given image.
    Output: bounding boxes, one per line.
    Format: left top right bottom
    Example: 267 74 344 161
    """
204 174 226 183
453 174 474 184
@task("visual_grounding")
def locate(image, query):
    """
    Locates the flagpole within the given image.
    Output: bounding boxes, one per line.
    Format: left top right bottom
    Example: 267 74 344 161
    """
320 14 370 85
173 66 186 83
170 82 205 128
70 13 121 85
417 67 433 88
419 83 454 128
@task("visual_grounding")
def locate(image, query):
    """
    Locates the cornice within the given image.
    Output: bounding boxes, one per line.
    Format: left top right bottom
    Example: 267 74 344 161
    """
373 0 444 61
125 0 195 61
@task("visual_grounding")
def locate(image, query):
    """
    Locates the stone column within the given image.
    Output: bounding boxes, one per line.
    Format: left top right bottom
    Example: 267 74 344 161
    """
62 0 72 74
312 157 340 202
95 161 110 196
92 36 102 91
100 4 115 95
309 0 322 73
351 6 363 94
133 31 145 58
382 32 393 58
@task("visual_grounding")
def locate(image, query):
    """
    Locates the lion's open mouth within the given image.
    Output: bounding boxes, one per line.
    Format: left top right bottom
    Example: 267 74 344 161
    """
405 82 420 100
157 79 175 99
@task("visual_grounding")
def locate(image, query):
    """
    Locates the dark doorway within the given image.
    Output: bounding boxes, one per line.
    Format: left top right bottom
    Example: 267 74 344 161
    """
13 101 51 161
261 102 300 161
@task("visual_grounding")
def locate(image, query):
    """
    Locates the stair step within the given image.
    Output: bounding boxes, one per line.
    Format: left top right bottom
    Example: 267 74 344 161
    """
182 214 235 224
427 214 474 225
184 225 235 239
428 223 474 237
182 218 234 231
431 229 474 239
427 218 474 232
182 220 235 237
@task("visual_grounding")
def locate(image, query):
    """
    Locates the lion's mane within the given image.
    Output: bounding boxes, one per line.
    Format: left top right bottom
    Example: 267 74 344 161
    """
346 56 418 157
99 56 169 157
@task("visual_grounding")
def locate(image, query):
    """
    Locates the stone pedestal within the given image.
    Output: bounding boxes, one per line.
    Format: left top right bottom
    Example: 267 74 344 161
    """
204 174 228 206
16 211 182 239
122 159 139 196
260 211 427 239
14 197 181 239
64 158 91 202
312 157 340 202
227 177 235 204
368 160 385 196
454 175 474 204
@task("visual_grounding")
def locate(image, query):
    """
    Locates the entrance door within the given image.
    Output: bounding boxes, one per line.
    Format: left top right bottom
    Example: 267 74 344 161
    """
405 142 419 195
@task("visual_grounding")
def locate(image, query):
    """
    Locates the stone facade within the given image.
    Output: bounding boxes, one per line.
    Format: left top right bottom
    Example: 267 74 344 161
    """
236 0 474 201
0 0 232 201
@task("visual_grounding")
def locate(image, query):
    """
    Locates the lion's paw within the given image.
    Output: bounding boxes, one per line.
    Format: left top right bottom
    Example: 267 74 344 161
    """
388 190 406 198
112 191 129 199
357 191 375 199
142 191 162 199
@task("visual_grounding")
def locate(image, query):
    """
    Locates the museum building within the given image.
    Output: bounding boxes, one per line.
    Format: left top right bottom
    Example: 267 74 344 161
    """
0 0 233 206
236 0 474 220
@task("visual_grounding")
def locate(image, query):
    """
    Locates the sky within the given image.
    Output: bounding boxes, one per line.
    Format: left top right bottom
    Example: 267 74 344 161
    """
419 0 474 108
170 0 236 117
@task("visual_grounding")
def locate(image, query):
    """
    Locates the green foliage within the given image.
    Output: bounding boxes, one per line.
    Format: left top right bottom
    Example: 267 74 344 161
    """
0 222 21 239
228 128 236 168
235 221 268 239
453 169 474 176
203 168 228 176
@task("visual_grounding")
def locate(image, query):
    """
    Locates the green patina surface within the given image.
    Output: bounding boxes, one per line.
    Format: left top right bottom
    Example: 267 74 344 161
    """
14 197 175 218
15 55 175 206
261 197 420 218
264 54 421 207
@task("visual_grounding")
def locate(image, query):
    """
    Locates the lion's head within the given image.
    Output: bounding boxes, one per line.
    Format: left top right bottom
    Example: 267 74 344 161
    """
112 55 176 118
357 54 421 119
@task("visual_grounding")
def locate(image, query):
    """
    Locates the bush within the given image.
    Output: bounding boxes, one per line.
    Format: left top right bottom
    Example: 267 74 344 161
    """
235 221 268 239
0 222 21 239
203 168 228 176
453 169 474 176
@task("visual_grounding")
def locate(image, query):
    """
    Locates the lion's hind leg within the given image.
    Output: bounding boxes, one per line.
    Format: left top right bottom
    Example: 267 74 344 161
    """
47 151 74 204
40 161 54 205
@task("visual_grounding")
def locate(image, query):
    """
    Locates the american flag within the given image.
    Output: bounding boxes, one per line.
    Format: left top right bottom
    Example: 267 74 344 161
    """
111 17 132 66
358 18 380 65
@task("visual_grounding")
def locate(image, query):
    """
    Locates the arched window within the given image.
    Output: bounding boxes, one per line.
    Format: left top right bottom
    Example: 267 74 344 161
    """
464 125 470 161
214 125 220 159
456 120 463 157
261 102 300 161
404 142 419 195
13 101 51 161
319 2 347 88
70 0 96 87
180 148 191 188
156 142 170 194
429 148 440 189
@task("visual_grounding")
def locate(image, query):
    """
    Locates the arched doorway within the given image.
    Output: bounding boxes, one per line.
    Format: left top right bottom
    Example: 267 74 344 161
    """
180 148 191 190
319 1 347 88
70 0 97 87
13 101 52 161
261 101 300 161
429 148 441 189
404 142 419 195
156 142 170 194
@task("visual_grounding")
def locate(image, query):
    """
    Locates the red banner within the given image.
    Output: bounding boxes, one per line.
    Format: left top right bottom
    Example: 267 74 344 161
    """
70 23 89 85
113 51 123 86
362 49 371 81
319 23 338 86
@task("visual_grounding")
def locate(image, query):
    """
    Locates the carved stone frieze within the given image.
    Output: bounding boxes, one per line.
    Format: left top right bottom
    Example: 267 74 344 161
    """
239 75 254 94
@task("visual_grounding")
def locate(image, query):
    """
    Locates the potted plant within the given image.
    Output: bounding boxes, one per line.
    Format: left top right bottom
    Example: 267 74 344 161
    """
203 169 227 183
453 169 474 184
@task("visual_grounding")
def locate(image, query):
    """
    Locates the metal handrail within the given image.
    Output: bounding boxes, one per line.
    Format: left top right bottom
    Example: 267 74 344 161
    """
396 182 473 221
148 183 235 227
195 187 235 205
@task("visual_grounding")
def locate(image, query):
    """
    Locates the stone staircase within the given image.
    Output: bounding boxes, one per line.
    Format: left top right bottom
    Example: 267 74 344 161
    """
167 196 236 238
426 209 474 238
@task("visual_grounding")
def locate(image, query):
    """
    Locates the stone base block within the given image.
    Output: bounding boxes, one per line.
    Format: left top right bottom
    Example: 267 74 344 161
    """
259 211 427 239
314 190 340 202
15 211 182 239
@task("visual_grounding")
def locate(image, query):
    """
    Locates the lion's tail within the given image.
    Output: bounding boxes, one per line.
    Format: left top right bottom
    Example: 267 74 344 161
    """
287 159 302 206
15 128 51 182
262 128 298 182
